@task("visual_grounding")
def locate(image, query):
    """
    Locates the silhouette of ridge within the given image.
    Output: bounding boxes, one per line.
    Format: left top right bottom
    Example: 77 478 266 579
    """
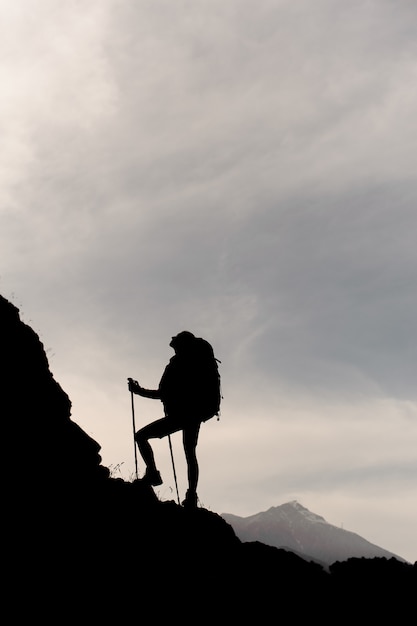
1 294 414 620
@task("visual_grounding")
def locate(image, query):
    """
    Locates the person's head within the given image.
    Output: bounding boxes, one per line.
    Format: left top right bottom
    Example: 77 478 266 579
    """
169 331 195 353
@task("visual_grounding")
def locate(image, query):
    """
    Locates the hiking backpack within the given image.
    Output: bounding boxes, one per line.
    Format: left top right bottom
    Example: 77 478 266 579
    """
192 337 222 421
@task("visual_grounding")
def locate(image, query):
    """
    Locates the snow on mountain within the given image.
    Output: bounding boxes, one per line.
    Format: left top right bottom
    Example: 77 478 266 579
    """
222 501 406 566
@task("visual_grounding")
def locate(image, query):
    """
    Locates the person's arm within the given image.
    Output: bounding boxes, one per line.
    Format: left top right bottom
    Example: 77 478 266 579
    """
127 378 161 399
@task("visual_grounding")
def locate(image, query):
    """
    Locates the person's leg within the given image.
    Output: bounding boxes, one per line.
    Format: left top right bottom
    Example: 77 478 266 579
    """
182 421 201 502
135 417 182 484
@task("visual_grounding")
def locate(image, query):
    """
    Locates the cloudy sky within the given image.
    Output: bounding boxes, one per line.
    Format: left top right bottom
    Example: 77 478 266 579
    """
1 1 416 563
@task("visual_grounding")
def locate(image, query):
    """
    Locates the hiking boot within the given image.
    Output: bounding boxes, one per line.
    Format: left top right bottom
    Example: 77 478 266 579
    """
181 490 198 509
140 469 163 486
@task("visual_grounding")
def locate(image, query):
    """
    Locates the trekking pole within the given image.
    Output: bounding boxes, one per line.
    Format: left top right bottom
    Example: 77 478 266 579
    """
128 379 139 480
167 434 180 505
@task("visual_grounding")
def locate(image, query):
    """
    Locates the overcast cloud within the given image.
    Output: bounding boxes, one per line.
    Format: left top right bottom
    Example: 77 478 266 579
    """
1 1 416 563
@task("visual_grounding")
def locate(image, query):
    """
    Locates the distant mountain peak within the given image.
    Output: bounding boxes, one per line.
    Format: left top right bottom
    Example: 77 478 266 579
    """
268 501 328 524
222 501 405 566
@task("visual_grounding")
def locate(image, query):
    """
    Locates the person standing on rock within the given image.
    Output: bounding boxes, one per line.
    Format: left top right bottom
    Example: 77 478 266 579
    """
128 331 221 509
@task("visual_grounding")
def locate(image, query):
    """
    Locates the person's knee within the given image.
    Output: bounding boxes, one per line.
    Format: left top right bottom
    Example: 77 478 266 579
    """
135 428 147 445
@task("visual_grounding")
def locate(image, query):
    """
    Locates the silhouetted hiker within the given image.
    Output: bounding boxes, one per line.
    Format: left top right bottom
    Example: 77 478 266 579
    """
128 331 221 508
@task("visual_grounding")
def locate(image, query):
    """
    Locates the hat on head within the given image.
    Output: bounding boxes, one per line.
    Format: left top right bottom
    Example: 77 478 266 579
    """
170 331 195 349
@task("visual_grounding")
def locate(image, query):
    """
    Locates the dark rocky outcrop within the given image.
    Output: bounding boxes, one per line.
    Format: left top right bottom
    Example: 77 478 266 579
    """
2 295 415 620
2 294 105 486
